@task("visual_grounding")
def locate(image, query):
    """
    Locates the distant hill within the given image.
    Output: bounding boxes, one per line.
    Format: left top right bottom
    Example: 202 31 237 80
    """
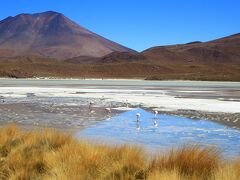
0 11 134 59
100 52 147 63
142 33 240 64
65 52 147 64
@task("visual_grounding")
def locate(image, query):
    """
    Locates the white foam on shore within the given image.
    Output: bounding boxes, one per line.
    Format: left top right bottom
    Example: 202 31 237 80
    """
176 90 216 93
112 107 136 111
0 86 240 113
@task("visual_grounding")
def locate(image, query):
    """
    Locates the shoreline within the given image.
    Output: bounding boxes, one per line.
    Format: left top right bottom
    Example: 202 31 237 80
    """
1 102 240 130
0 77 240 83
1 125 239 179
154 109 240 130
0 79 239 129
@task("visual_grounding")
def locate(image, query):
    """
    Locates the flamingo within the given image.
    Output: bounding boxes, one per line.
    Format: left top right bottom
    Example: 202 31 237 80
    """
136 122 140 130
136 113 141 130
105 107 111 114
136 113 141 122
154 110 158 127
89 101 95 113
126 100 129 108
154 119 158 127
89 101 94 108
105 101 112 115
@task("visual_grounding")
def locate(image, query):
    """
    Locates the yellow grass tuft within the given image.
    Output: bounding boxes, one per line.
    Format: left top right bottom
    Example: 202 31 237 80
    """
0 125 239 180
150 145 220 179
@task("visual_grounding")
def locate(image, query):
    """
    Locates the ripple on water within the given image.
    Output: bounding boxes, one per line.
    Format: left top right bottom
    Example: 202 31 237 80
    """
77 108 240 159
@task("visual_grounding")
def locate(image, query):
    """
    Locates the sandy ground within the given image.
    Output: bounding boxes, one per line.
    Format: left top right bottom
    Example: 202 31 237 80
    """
0 79 239 129
153 109 240 130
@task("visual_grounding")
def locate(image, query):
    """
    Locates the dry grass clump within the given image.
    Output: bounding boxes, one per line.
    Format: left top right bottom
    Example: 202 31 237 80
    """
0 125 239 180
150 145 220 179
214 158 240 180
0 125 73 179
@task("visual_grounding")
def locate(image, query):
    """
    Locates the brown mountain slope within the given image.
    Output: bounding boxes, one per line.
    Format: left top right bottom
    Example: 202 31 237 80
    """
0 55 240 81
142 33 240 64
65 52 147 64
0 18 239 81
100 52 147 63
0 11 134 59
64 56 100 64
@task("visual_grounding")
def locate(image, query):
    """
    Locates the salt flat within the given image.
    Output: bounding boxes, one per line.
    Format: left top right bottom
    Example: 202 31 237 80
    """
0 79 239 129
0 80 240 113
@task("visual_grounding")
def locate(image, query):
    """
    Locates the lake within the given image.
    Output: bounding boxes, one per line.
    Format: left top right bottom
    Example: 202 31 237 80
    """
0 79 239 158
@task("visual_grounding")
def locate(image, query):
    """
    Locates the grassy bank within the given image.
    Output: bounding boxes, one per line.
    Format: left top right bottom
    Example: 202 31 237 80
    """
0 125 239 180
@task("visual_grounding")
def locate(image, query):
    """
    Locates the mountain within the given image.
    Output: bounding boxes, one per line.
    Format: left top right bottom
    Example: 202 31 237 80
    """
0 11 239 81
100 52 147 63
142 33 240 64
66 33 240 64
65 51 147 64
0 11 134 59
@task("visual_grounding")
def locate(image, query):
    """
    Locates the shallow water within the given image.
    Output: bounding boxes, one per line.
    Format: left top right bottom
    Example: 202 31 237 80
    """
0 96 121 130
0 79 240 158
1 79 240 88
78 108 240 158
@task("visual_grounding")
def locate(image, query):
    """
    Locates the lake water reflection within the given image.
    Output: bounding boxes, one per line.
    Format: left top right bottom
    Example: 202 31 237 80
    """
0 79 240 158
78 108 240 158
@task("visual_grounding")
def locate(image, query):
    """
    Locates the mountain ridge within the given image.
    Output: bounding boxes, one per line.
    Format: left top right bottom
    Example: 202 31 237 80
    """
0 11 239 80
0 11 134 59
142 33 240 64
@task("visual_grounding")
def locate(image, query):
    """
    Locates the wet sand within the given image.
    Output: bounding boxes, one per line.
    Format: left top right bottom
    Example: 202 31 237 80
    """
154 109 240 130
0 101 123 131
0 79 239 130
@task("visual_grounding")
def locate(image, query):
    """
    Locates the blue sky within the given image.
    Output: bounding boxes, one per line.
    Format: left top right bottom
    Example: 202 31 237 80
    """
0 0 239 51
